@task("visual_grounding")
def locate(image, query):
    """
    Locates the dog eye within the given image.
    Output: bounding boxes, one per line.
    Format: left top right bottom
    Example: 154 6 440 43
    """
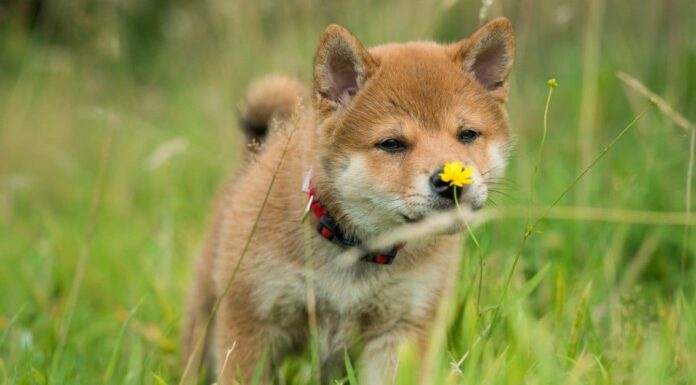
458 128 480 144
376 138 407 153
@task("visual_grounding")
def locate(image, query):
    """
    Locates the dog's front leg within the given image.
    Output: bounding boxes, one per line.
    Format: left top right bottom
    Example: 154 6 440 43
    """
359 330 406 385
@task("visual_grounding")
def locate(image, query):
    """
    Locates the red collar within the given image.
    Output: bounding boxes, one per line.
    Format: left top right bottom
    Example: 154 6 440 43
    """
307 181 403 265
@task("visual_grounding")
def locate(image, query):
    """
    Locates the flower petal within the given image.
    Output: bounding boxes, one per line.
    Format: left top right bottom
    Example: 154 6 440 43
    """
439 161 474 187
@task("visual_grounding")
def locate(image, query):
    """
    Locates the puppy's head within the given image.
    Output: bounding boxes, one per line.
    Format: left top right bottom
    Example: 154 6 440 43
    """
312 19 514 236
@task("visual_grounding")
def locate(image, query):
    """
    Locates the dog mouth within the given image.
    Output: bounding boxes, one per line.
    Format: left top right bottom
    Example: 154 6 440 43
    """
399 200 484 223
400 213 425 223
396 189 488 224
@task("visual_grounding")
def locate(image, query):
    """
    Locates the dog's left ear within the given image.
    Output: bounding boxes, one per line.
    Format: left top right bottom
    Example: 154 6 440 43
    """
313 24 378 110
450 17 515 101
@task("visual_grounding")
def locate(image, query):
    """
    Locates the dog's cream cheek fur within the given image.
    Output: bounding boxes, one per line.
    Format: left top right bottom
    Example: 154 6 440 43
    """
486 140 508 181
332 154 403 234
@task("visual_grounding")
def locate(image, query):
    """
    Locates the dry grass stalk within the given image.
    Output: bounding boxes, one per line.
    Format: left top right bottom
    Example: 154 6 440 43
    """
490 205 696 226
615 71 695 288
332 208 480 267
478 0 494 26
682 128 696 285
54 127 115 369
616 71 693 132
576 0 605 205
567 281 592 359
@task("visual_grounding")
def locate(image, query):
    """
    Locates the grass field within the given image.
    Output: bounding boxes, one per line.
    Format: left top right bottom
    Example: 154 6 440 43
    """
1 0 696 384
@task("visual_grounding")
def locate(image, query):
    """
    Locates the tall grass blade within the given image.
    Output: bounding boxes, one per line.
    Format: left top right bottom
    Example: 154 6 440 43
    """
153 373 169 385
576 0 605 204
0 304 25 349
681 127 695 287
250 349 269 385
567 281 592 359
104 299 143 383
518 262 550 298
555 270 566 327
344 349 359 385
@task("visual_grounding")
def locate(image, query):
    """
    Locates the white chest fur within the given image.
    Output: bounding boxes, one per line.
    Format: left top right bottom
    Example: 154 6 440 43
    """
251 247 451 354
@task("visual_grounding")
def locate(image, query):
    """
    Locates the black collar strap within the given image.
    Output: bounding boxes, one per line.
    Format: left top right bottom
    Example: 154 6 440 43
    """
307 182 402 265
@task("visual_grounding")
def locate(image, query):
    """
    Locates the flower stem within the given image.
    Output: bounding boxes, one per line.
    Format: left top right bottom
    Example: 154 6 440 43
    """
482 97 653 347
454 185 485 314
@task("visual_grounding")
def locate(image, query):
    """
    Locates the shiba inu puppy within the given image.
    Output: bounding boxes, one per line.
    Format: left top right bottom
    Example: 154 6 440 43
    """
183 17 514 385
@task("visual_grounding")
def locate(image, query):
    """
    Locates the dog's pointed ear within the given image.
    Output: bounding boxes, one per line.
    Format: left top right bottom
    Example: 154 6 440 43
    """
450 17 515 101
313 24 378 109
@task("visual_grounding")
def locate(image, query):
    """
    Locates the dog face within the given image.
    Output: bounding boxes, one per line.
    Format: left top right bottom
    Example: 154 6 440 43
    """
313 19 514 234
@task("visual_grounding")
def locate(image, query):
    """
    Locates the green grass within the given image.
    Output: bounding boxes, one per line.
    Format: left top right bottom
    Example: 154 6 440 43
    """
1 0 696 384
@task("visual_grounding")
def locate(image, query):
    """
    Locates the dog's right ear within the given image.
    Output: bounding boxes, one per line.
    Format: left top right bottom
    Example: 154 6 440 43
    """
313 24 377 110
449 17 515 102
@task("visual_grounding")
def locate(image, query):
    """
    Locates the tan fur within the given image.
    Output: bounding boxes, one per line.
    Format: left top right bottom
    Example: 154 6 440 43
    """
183 18 515 385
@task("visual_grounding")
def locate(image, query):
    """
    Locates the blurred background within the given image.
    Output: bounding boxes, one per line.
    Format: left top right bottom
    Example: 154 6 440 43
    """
1 0 695 384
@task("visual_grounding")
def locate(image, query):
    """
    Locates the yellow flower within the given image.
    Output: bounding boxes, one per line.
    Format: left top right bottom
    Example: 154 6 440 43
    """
439 161 474 187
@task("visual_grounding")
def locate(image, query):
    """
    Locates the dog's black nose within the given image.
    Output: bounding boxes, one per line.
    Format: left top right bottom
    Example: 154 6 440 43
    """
430 167 464 201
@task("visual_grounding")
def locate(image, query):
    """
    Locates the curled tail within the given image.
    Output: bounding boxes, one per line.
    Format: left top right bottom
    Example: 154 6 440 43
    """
239 75 308 148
